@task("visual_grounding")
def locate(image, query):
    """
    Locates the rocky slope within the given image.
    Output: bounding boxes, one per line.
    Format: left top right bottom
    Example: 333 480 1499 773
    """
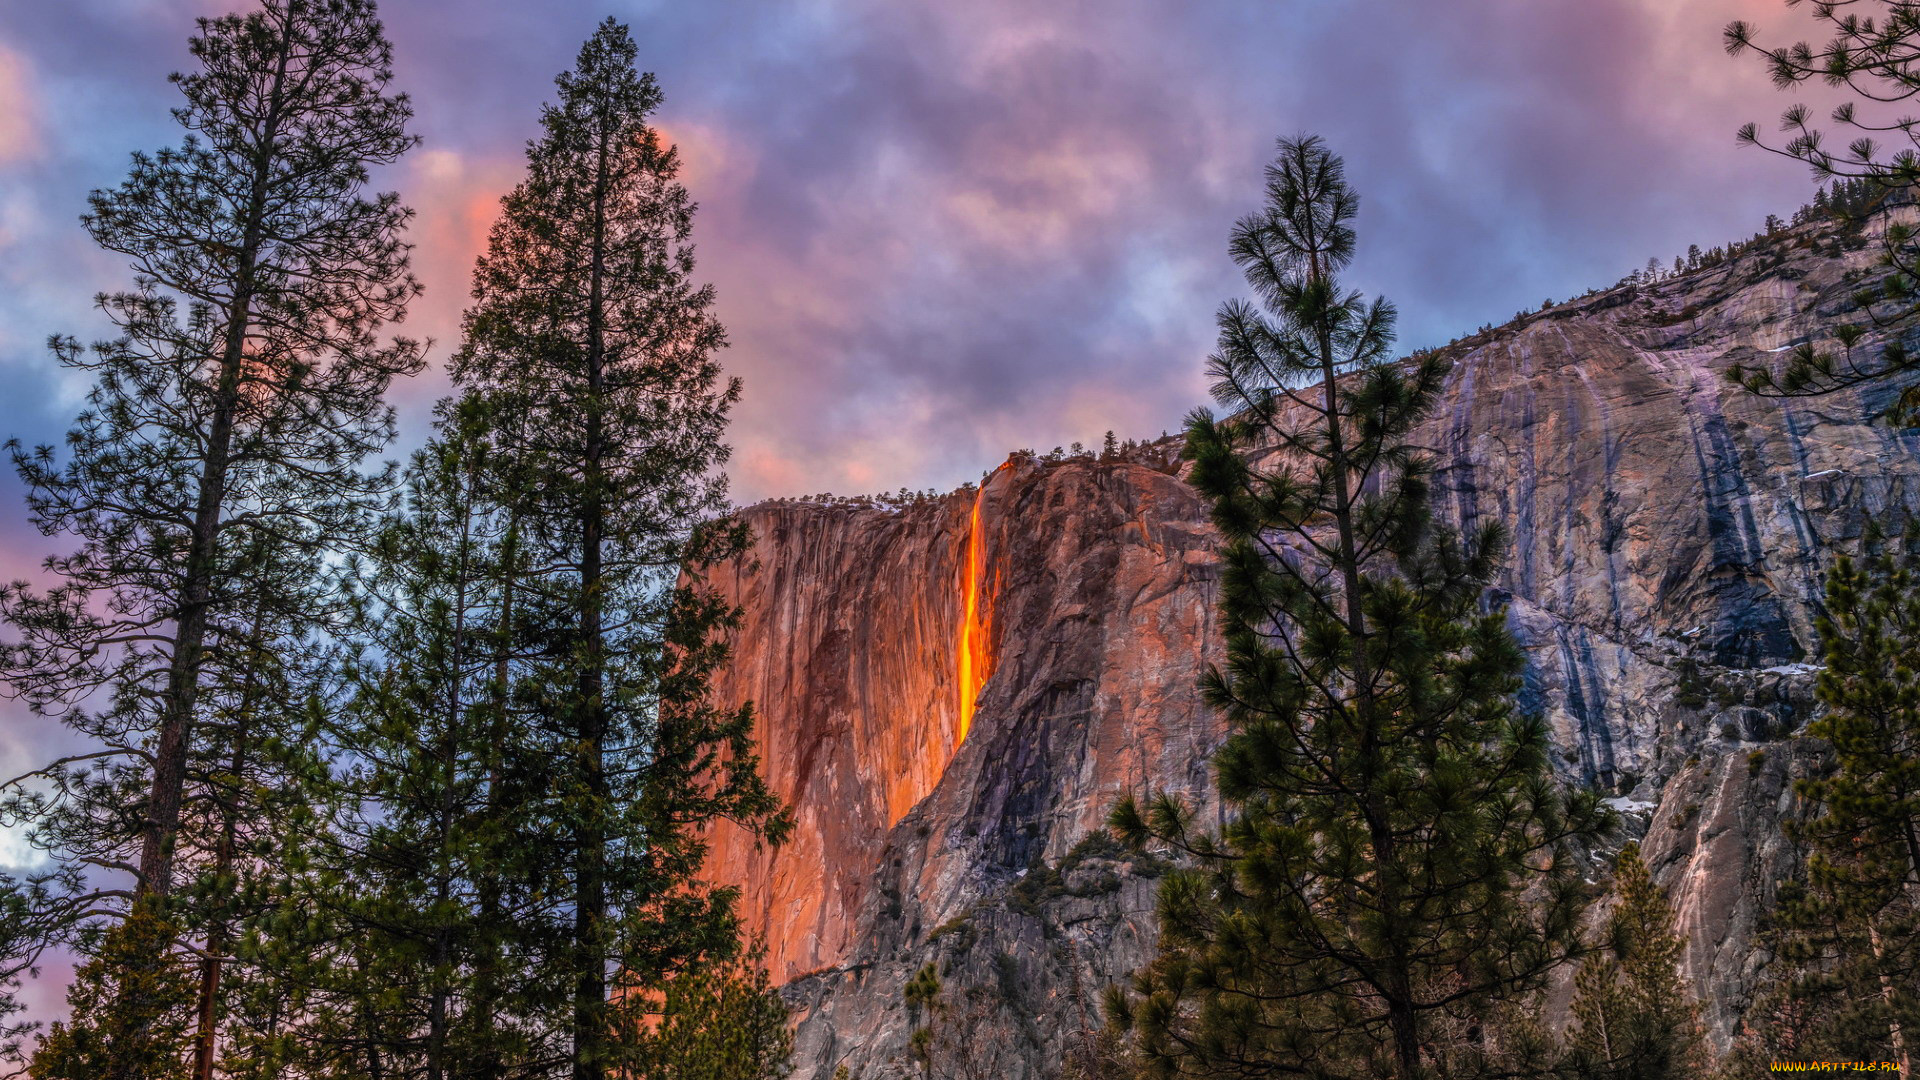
703 211 1920 1078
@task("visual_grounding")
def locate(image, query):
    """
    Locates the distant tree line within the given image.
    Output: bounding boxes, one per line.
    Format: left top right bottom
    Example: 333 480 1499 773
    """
1419 174 1918 360
1725 0 1920 423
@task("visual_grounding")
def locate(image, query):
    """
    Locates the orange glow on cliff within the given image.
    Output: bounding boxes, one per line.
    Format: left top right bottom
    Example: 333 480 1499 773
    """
957 468 1005 743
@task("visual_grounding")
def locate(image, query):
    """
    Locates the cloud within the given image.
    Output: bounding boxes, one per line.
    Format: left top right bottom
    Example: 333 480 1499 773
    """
0 0 1858 502
0 0 1849 507
622 0 1259 499
0 43 41 165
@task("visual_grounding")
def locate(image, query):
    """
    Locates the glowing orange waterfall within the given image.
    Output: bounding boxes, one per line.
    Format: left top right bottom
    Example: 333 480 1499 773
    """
957 473 1000 743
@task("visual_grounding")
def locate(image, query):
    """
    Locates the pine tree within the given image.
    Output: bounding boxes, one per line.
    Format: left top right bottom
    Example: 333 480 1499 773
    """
450 20 786 1079
216 801 401 1080
1107 136 1611 1080
904 964 941 1080
1565 844 1705 1080
1 0 420 897
272 396 530 1079
631 941 793 1080
28 900 196 1080
1755 523 1920 1075
0 0 421 1062
898 963 1001 1080
175 537 338 1080
1718 991 1824 1080
1724 3 1920 423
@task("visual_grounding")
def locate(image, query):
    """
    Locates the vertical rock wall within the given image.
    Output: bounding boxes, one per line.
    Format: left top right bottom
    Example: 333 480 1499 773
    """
700 493 972 983
703 458 1224 990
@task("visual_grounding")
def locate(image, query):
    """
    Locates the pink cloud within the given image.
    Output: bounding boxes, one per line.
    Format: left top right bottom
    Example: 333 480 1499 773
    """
0 43 41 165
377 147 523 412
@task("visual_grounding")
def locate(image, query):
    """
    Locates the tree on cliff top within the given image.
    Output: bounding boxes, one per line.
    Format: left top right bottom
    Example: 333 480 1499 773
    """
1723 2 1920 424
449 19 786 1079
1108 135 1612 1080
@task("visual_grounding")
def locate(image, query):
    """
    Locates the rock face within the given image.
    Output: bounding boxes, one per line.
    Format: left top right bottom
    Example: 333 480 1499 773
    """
704 458 1226 990
703 213 1920 1078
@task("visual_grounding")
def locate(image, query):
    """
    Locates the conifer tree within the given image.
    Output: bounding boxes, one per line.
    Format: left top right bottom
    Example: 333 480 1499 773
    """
1724 2 1920 423
1751 524 1920 1075
897 963 999 1080
1108 136 1611 1080
631 941 793 1080
1565 843 1705 1080
28 900 196 1079
214 799 398 1080
175 537 338 1080
1 0 420 1062
1 0 420 900
450 20 785 1079
19 535 348 1080
264 397 531 1079
905 963 941 1080
0 11 421 1048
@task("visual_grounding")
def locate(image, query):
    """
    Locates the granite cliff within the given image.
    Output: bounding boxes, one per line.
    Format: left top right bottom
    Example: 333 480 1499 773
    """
703 210 1920 1078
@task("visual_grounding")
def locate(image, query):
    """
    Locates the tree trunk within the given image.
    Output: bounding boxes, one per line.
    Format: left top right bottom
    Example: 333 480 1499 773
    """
572 120 612 1080
190 757 240 1080
1868 922 1911 1079
1307 249 1413 1080
192 576 271 1079
137 9 293 900
473 515 516 1080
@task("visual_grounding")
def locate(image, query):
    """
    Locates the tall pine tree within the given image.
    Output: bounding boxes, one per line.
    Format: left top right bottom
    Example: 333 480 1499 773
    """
450 20 785 1079
0 0 421 1060
176 535 337 1080
1108 136 1611 1080
272 397 530 1079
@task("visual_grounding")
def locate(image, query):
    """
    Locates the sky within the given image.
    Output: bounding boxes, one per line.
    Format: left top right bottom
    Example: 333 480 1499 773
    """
0 0 1829 510
0 0 1840 1025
